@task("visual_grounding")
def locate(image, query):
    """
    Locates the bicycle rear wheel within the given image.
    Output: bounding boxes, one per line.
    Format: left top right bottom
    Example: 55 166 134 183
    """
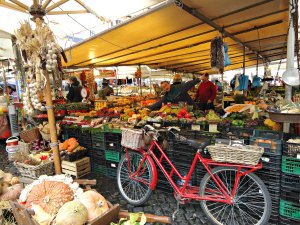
117 150 153 206
199 166 271 225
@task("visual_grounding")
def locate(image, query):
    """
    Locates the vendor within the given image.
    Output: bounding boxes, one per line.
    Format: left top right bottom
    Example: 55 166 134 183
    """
172 74 182 85
195 73 216 111
99 79 114 97
66 76 83 103
147 75 202 110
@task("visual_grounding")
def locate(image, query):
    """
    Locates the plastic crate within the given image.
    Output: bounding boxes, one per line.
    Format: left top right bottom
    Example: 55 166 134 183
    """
282 156 300 175
279 215 300 225
250 138 282 155
106 167 117 178
281 189 300 204
280 199 300 220
93 163 107 175
90 149 105 161
281 174 300 192
284 142 300 158
256 170 281 185
105 150 120 162
91 132 105 142
63 149 88 162
253 130 284 140
92 140 105 150
105 140 121 151
229 127 254 137
261 154 282 170
105 132 121 142
106 160 119 169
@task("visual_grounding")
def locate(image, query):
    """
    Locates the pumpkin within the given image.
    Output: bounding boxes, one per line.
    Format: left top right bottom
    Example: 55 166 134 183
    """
25 181 74 214
3 173 13 184
78 190 109 221
0 183 23 201
32 204 53 225
55 201 88 225
10 177 19 185
67 138 77 144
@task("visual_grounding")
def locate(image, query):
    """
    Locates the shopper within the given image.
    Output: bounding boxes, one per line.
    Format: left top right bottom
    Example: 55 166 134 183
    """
214 79 222 92
66 76 83 103
101 79 114 97
147 75 202 110
7 85 18 102
195 73 216 111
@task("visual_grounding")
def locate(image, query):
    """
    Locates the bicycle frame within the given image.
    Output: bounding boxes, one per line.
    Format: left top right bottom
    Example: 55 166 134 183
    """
127 139 263 205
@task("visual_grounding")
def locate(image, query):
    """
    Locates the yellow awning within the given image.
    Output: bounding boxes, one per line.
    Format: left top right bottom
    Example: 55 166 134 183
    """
62 0 289 74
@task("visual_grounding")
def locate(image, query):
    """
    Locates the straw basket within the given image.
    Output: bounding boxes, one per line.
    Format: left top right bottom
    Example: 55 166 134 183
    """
121 129 144 149
19 125 41 143
207 144 264 165
39 123 61 142
14 161 54 179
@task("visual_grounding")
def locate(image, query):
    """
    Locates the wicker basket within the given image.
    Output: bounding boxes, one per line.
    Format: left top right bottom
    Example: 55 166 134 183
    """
39 123 61 142
18 140 31 154
121 129 144 149
207 144 264 165
19 125 41 143
14 161 54 179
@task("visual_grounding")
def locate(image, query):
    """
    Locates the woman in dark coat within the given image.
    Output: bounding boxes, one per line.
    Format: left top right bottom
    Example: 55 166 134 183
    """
66 76 83 102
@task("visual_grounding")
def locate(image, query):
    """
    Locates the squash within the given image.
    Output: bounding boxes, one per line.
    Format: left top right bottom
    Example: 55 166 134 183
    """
32 204 53 225
25 181 74 214
55 201 88 225
10 177 19 185
0 183 23 201
3 173 13 184
67 142 79 153
78 190 109 221
67 138 77 145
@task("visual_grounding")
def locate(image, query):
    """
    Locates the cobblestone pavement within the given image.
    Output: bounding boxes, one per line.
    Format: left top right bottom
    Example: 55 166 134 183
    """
85 173 213 225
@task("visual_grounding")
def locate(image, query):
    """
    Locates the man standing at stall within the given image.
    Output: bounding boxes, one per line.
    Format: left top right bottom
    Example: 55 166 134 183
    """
195 73 216 111
147 75 203 110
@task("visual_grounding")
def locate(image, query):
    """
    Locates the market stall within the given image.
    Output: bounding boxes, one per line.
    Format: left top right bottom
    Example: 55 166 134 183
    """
0 0 299 225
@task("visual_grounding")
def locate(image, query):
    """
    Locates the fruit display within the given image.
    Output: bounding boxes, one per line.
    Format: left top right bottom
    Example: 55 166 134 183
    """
224 104 251 113
206 110 222 123
264 118 282 131
268 100 300 114
94 100 107 110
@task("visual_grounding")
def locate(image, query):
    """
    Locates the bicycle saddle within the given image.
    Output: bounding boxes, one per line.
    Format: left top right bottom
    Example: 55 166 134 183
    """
187 138 210 150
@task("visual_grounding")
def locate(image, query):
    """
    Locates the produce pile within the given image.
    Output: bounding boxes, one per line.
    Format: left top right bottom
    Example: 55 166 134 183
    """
0 171 21 201
268 100 300 114
19 175 110 225
15 19 65 115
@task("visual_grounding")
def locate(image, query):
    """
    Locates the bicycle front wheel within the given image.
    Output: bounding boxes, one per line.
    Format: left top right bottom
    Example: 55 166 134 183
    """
199 166 271 225
117 150 153 206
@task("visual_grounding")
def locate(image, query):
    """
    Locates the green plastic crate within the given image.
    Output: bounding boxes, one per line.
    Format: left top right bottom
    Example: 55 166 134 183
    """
280 199 300 220
282 156 300 175
93 164 107 176
105 150 120 162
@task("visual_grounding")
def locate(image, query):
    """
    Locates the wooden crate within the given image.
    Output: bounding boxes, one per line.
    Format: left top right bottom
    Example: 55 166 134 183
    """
62 157 91 178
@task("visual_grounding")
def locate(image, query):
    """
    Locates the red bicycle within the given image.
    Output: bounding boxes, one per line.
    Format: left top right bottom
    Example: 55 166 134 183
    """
117 125 271 225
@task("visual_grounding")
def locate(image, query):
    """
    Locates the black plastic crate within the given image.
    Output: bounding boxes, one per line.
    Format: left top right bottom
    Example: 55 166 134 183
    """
92 163 107 175
281 174 300 192
256 169 281 184
106 167 117 178
105 132 121 142
105 160 119 170
105 140 121 151
63 149 88 162
281 189 300 204
66 127 80 139
92 140 105 150
90 149 105 161
279 215 300 225
261 154 282 170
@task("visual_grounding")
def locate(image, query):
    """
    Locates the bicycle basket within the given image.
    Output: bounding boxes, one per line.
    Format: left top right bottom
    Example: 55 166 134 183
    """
121 129 144 149
207 144 264 165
